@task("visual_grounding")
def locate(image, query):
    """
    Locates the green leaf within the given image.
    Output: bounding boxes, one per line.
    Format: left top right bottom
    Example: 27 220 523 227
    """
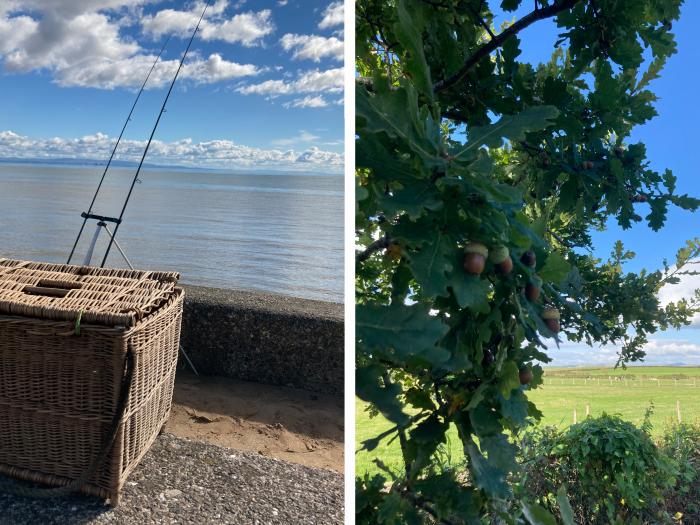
448 269 491 313
452 106 559 161
393 0 433 98
466 441 510 499
469 405 501 437
407 233 453 298
500 389 529 426
498 361 521 400
522 502 557 525
381 181 443 220
356 365 410 427
479 433 517 472
356 84 439 164
556 485 575 525
405 387 436 411
357 303 450 365
539 251 572 285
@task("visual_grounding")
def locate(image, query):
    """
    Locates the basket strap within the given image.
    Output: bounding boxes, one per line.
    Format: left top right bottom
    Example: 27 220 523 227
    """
0 344 135 500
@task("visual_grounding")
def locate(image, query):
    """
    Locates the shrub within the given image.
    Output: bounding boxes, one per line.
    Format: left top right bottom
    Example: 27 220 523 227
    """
659 423 700 522
519 415 677 524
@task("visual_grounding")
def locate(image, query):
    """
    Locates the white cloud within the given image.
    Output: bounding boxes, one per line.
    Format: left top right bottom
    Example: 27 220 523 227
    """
282 95 329 109
318 1 343 30
658 260 700 327
271 130 321 146
0 130 343 172
543 336 700 367
278 0 289 5
280 33 344 62
142 7 275 47
0 2 265 89
57 52 262 89
237 67 344 97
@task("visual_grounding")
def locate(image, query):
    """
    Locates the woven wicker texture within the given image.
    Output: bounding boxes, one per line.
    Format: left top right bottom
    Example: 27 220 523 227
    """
0 261 183 505
0 258 180 328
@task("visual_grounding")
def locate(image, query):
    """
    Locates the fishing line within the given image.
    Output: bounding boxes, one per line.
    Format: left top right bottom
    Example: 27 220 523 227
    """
100 0 212 268
67 35 171 265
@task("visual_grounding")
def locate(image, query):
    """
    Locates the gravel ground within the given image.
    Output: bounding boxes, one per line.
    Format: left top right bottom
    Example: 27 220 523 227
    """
0 434 344 524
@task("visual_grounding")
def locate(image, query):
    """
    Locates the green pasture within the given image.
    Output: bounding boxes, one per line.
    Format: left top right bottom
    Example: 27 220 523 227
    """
356 366 700 477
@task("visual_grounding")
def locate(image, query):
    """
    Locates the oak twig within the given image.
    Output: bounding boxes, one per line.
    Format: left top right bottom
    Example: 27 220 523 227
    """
434 0 581 93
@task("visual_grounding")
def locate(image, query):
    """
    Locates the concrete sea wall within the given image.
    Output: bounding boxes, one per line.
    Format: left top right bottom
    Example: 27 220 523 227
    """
179 285 344 395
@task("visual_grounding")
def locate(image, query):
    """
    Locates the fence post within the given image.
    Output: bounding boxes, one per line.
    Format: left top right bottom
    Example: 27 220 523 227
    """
677 400 682 423
573 408 577 424
585 403 590 417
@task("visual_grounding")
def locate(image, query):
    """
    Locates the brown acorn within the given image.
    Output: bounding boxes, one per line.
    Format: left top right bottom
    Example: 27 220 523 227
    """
631 194 648 203
386 243 402 260
463 243 488 275
614 146 625 157
582 160 594 169
525 275 542 302
520 250 536 268
490 246 513 275
519 367 533 385
541 307 561 333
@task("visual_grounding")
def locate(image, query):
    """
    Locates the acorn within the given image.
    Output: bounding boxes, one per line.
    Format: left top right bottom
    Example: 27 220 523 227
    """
525 275 542 302
631 194 648 203
582 160 594 169
614 146 625 157
463 243 488 275
520 250 536 268
386 243 402 260
482 349 495 366
519 367 533 385
490 245 513 275
541 307 561 333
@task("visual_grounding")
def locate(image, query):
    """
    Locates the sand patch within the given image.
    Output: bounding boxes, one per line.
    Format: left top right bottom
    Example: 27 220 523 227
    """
166 371 344 472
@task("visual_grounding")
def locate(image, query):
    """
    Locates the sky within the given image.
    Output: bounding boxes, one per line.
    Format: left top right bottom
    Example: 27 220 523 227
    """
495 1 700 366
0 0 344 172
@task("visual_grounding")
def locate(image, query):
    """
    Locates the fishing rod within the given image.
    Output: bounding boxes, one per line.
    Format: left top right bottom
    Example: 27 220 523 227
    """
67 36 171 265
99 0 211 268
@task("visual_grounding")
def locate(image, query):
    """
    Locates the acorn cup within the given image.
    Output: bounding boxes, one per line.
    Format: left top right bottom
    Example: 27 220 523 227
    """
463 243 488 275
541 307 561 333
525 275 542 302
489 245 513 275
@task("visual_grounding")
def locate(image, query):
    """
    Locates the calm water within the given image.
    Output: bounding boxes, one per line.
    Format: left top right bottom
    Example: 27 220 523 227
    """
0 163 343 303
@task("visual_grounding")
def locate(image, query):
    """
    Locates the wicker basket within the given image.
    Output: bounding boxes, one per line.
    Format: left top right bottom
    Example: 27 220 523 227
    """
0 258 184 505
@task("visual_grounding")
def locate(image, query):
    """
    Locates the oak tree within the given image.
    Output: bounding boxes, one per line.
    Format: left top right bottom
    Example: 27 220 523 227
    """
355 0 700 522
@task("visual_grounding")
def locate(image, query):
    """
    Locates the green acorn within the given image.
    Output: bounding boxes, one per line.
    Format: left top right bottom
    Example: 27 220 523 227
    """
489 245 513 275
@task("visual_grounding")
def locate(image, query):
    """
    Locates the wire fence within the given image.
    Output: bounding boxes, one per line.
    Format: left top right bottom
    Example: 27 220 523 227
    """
542 376 700 388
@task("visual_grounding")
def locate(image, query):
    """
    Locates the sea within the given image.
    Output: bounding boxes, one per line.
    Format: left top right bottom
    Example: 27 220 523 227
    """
0 163 344 303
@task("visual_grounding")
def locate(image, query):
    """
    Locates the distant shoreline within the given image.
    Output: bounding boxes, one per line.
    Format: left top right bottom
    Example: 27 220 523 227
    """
0 156 343 177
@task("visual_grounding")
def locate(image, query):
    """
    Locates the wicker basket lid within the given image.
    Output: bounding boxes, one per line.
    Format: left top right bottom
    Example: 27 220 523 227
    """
0 258 180 328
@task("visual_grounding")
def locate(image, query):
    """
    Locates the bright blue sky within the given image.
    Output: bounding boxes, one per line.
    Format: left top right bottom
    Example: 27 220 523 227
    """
495 1 700 366
0 0 344 172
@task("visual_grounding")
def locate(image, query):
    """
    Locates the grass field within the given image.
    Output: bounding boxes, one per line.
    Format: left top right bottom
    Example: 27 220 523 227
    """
356 366 700 477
